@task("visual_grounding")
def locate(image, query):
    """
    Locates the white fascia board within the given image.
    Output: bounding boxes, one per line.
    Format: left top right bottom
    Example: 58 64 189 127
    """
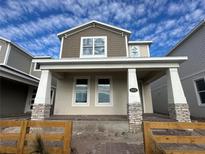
128 41 153 44
57 20 131 37
0 64 40 81
40 62 180 70
0 65 39 86
33 56 52 59
32 57 188 64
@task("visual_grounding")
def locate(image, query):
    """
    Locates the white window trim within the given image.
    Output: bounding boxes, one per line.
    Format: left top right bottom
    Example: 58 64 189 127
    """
129 45 141 58
72 76 90 107
193 76 205 107
80 36 107 58
34 62 41 71
95 76 113 107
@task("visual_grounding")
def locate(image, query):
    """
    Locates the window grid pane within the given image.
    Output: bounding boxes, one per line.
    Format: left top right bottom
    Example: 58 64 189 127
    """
196 79 205 91
98 79 110 103
75 79 88 103
199 91 205 104
82 37 106 57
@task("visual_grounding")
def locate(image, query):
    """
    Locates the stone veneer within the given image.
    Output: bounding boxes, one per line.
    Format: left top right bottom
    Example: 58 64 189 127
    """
168 103 191 122
31 104 51 120
128 103 143 133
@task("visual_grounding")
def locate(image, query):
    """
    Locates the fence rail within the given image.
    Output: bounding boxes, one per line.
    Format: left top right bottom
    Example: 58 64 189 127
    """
143 121 205 154
0 120 73 154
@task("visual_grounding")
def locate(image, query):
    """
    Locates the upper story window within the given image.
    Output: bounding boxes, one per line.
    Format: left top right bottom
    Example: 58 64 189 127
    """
194 77 205 105
129 45 140 57
80 36 107 58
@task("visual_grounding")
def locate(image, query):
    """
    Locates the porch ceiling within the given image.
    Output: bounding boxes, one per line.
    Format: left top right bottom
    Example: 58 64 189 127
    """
52 68 166 84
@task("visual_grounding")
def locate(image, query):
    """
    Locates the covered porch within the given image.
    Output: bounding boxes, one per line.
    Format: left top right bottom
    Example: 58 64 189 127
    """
31 57 191 132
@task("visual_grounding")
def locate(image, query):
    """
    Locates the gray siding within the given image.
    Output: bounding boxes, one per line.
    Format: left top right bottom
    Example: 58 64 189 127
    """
0 77 28 117
30 62 41 78
0 40 8 63
61 26 127 58
152 24 205 118
7 45 32 74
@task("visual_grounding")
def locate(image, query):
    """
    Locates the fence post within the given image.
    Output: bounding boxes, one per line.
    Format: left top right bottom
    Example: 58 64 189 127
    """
63 121 73 154
143 121 153 154
17 120 28 154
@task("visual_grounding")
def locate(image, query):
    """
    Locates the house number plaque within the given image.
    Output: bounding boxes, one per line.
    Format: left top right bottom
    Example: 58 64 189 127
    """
129 88 138 93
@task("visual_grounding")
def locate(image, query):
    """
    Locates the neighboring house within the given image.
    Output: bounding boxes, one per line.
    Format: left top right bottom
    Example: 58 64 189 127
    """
0 37 55 117
152 20 205 118
31 20 191 132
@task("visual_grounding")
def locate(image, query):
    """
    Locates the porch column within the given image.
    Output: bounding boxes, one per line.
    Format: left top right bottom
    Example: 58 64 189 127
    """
127 69 142 132
167 68 191 122
31 70 52 120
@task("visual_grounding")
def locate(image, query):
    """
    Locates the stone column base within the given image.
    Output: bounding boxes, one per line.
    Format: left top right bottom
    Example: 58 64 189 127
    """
31 104 51 120
128 103 143 133
168 103 191 122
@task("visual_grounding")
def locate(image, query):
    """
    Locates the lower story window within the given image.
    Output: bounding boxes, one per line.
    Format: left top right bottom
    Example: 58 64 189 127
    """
195 78 205 105
73 78 89 106
96 77 112 106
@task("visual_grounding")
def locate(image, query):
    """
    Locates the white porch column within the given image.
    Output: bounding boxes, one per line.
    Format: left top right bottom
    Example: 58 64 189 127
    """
127 69 142 132
31 70 52 120
142 83 153 113
167 68 191 122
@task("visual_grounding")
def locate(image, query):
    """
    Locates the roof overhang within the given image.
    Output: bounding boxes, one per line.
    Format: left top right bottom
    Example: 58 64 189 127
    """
57 20 131 38
0 64 39 86
33 57 188 70
128 41 153 45
167 19 205 56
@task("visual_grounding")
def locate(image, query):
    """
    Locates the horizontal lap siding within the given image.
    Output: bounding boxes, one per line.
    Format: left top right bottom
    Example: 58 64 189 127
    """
61 27 127 58
7 45 32 74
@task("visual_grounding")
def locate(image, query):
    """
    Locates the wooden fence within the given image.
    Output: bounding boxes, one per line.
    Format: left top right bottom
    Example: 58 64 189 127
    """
0 120 73 154
143 121 205 154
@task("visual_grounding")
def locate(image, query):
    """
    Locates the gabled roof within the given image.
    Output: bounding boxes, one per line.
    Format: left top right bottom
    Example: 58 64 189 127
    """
0 36 34 58
57 20 131 38
167 19 205 56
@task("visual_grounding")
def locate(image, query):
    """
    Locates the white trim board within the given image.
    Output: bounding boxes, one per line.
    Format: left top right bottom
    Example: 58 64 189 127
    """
57 20 131 37
80 36 107 58
72 76 91 107
95 76 113 107
193 76 205 107
3 43 11 64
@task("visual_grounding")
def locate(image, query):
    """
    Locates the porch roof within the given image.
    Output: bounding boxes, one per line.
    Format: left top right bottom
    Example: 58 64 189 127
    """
33 57 188 70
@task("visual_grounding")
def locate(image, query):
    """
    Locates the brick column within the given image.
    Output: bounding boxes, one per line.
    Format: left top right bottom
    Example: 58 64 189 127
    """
31 70 52 120
127 69 143 133
167 68 191 122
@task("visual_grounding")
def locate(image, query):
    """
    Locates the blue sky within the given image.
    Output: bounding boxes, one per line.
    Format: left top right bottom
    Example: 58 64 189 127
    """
0 0 205 58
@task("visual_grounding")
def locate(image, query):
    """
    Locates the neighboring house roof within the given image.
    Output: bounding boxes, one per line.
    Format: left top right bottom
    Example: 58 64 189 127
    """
167 19 205 56
0 36 34 58
57 20 131 38
128 41 153 45
0 64 39 86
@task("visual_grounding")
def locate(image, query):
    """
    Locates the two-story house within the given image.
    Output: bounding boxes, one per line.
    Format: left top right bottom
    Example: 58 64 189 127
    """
0 37 56 117
31 20 191 132
152 19 205 118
